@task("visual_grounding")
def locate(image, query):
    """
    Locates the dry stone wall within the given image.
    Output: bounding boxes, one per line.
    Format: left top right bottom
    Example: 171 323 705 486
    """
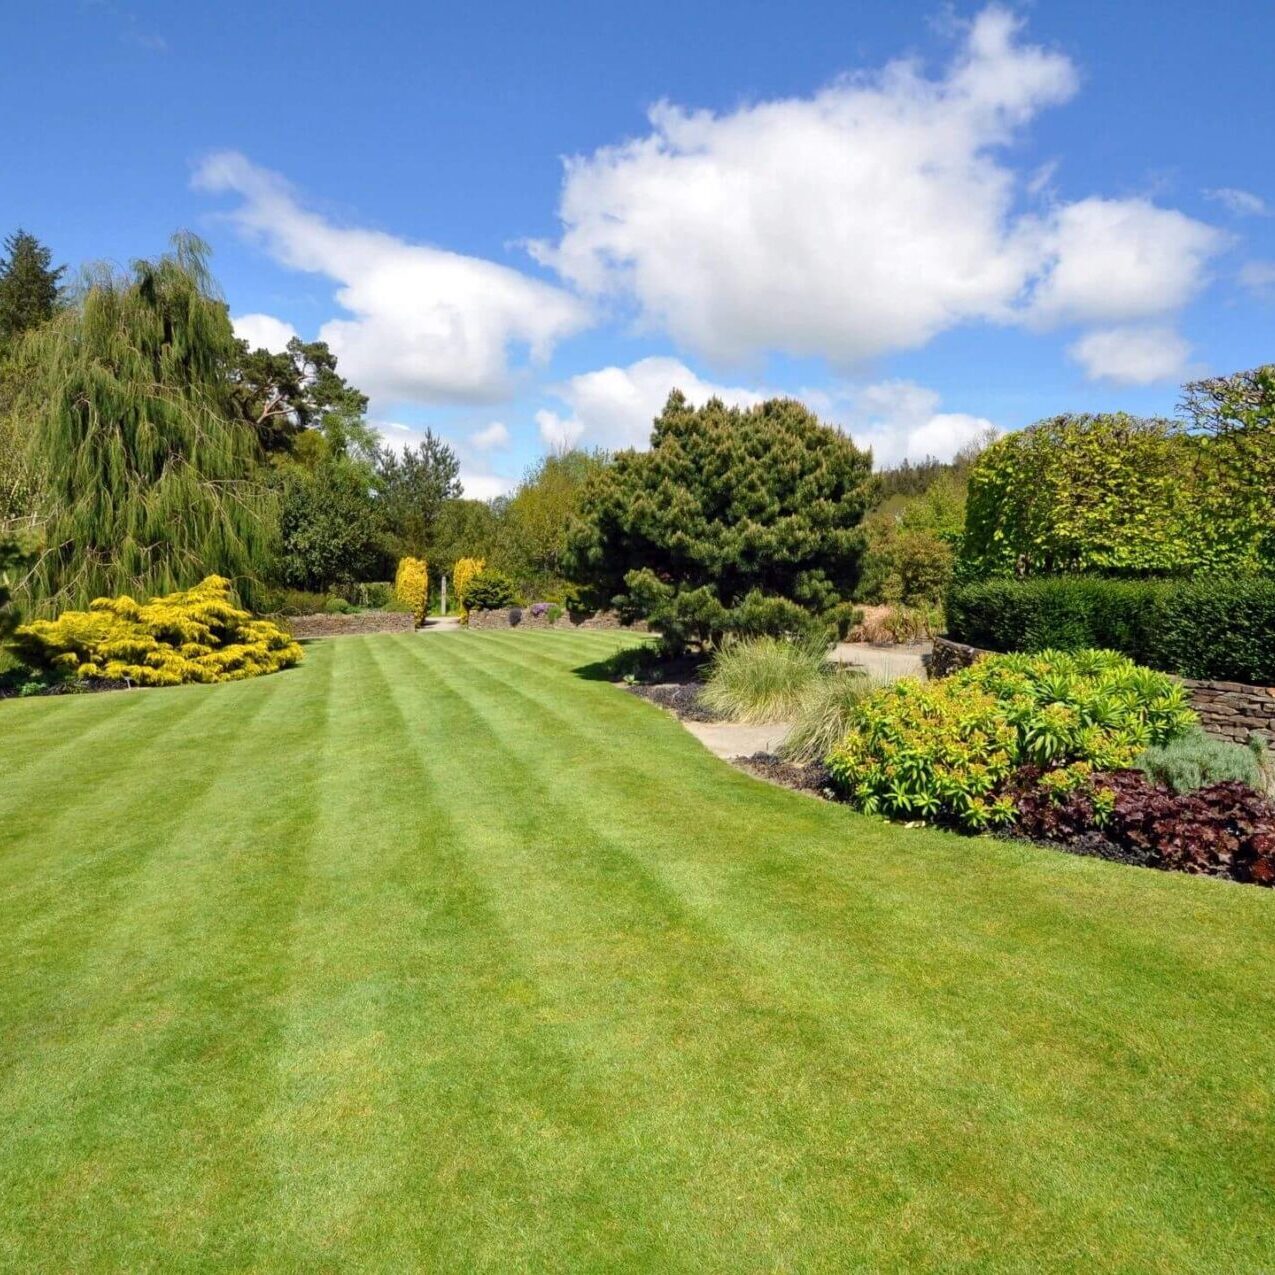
285 612 416 639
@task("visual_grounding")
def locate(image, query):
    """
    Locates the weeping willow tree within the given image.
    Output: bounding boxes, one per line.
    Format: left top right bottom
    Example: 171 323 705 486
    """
10 234 276 613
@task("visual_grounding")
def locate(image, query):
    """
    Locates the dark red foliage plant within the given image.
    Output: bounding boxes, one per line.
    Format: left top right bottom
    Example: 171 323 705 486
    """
1011 767 1275 887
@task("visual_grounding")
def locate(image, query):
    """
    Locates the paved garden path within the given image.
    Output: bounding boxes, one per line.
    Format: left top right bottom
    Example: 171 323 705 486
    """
0 630 1271 1270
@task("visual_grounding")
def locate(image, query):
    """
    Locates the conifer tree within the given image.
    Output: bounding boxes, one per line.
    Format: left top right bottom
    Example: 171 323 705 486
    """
0 230 64 349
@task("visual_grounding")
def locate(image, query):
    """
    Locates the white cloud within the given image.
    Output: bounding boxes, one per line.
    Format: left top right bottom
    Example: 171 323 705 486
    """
1239 260 1275 297
1067 325 1192 385
469 421 511 450
458 471 516 501
536 355 764 451
195 152 590 407
534 6 1220 365
1022 198 1223 327
537 360 992 468
232 312 298 353
815 380 1000 468
1205 187 1269 217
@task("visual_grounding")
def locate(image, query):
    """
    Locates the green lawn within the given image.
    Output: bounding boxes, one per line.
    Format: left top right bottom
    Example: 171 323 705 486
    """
1 630 1273 1271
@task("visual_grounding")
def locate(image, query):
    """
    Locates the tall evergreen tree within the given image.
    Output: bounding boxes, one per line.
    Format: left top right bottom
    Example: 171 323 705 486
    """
10 233 276 612
0 230 64 349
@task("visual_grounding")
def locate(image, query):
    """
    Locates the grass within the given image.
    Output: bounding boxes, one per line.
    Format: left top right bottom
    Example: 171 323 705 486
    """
700 635 826 723
1 629 1273 1270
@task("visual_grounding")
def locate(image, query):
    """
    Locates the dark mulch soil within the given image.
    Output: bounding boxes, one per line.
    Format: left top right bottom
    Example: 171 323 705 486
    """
733 752 835 797
625 681 720 722
995 829 1160 870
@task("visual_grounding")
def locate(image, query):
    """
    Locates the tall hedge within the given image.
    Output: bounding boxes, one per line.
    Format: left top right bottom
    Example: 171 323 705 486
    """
947 576 1275 684
961 413 1273 578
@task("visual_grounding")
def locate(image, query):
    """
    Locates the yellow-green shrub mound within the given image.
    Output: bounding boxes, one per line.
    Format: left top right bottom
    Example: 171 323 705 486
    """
12 576 304 687
452 556 484 617
394 557 429 625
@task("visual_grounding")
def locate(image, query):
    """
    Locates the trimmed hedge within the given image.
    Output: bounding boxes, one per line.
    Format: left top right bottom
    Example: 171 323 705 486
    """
947 576 1275 684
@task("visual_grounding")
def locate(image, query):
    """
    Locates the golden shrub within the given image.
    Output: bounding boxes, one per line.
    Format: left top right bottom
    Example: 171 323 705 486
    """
452 556 484 617
12 576 304 687
394 557 429 625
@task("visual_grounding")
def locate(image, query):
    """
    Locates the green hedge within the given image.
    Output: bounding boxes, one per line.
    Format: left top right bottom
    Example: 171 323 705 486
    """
946 576 1275 684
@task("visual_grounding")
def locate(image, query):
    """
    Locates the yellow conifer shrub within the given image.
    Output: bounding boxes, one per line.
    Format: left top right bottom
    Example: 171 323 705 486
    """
394 557 429 625
452 556 484 618
12 576 304 687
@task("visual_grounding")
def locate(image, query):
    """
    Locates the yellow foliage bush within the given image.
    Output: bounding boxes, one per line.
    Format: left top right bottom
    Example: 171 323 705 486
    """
12 576 304 687
452 556 484 617
394 557 429 625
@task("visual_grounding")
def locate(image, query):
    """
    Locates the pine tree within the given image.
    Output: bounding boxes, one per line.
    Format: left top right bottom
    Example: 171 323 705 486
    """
0 230 64 349
10 233 276 613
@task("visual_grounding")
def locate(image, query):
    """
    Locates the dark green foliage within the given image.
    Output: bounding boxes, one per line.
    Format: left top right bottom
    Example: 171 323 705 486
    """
0 230 64 350
1139 728 1265 794
566 393 873 650
324 596 357 615
232 337 372 456
374 433 462 557
11 235 275 612
461 569 518 611
277 460 388 590
430 499 501 581
0 532 36 641
947 575 1275 683
825 602 864 642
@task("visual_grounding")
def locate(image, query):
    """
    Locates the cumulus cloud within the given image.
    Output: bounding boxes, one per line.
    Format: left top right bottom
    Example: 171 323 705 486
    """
812 381 999 468
1067 325 1192 385
535 356 764 451
231 312 298 353
1205 187 1269 217
533 6 1220 366
1021 198 1222 327
470 421 511 450
536 358 992 468
194 152 590 406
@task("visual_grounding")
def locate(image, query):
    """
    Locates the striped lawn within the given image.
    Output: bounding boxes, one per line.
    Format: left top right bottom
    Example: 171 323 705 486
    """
0 629 1272 1272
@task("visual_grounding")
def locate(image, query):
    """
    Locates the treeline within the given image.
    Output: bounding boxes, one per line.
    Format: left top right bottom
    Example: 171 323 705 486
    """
0 230 603 618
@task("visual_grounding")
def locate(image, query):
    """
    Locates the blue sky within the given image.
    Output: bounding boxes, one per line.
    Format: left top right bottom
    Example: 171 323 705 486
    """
5 1 1274 495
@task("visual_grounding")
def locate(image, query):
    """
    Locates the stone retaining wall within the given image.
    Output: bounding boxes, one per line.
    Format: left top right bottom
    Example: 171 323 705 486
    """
286 611 417 639
466 607 648 633
929 637 1275 743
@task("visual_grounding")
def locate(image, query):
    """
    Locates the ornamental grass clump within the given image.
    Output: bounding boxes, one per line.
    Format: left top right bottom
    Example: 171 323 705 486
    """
12 575 303 687
826 649 1196 830
394 557 429 625
780 668 889 765
700 636 826 724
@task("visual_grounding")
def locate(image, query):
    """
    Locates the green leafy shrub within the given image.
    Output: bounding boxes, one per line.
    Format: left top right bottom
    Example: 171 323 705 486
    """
827 650 1196 830
462 569 518 612
947 575 1275 683
1138 728 1266 794
324 596 357 615
700 637 826 724
824 602 864 642
780 669 889 765
0 532 37 642
356 581 394 609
